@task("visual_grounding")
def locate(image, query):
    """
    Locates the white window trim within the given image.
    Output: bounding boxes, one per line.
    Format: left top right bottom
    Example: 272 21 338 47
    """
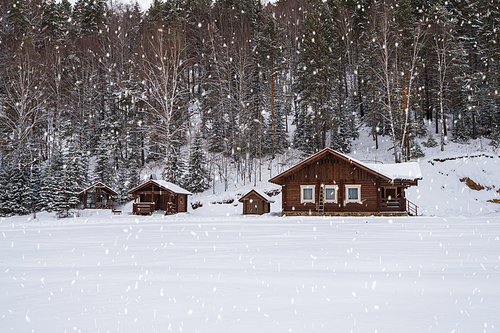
300 185 316 204
324 185 339 203
345 185 362 204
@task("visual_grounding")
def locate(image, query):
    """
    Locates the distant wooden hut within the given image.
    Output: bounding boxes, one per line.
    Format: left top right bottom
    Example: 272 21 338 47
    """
269 148 422 216
239 189 275 215
79 183 118 209
127 179 192 215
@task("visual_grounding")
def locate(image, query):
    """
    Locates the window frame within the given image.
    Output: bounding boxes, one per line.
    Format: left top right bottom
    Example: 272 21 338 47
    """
300 185 316 204
345 185 362 204
323 185 339 203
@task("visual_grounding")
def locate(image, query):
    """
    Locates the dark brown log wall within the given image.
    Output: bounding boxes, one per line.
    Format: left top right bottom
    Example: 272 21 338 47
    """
241 192 268 215
280 156 408 213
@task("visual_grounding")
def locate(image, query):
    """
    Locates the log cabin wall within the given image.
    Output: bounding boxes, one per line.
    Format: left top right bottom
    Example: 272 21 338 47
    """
128 180 191 214
177 194 188 213
135 184 187 212
242 193 267 215
280 155 408 213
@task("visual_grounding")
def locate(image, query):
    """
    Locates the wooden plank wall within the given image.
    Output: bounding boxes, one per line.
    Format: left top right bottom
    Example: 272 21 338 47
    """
281 156 399 213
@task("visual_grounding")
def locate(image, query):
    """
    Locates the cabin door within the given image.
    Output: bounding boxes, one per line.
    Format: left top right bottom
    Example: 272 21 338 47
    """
250 200 258 214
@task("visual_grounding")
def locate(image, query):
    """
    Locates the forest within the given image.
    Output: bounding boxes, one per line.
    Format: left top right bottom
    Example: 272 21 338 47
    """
0 0 498 217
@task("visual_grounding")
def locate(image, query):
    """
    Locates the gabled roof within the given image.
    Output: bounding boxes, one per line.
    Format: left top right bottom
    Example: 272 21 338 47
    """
269 148 422 185
127 179 192 195
78 182 118 196
239 189 275 203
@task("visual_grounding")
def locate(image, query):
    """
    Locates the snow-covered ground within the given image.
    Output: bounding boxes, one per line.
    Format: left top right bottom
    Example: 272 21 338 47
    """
2 209 500 332
2 134 500 332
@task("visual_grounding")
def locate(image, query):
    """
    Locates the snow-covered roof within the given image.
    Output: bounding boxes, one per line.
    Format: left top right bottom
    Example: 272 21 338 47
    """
128 179 192 195
78 182 118 195
329 149 422 181
364 162 422 181
239 189 275 203
151 180 193 195
269 148 422 184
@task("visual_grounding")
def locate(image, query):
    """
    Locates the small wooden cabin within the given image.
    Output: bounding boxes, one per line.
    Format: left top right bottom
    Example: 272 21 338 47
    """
269 148 422 216
128 179 192 215
239 189 275 215
79 183 118 209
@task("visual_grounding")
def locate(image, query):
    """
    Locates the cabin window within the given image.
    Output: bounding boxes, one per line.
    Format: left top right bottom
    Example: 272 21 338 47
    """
180 197 183 204
324 185 338 203
300 185 315 203
345 185 361 204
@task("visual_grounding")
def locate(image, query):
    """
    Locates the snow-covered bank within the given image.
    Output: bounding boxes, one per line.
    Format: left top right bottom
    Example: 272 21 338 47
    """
1 210 500 332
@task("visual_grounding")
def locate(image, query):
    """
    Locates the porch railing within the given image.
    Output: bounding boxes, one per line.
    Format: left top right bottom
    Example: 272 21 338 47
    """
407 199 418 216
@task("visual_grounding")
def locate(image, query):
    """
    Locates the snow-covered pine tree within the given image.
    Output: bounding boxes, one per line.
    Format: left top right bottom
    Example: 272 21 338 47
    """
66 135 88 190
39 147 64 213
6 142 41 216
330 108 352 154
292 106 315 155
295 0 338 152
6 0 30 36
256 9 285 159
114 161 131 206
61 136 88 212
264 102 289 155
41 0 71 41
184 135 210 194
7 164 30 215
0 157 13 216
24 140 42 216
73 0 106 34
54 152 81 218
422 131 439 148
452 107 473 143
163 144 185 186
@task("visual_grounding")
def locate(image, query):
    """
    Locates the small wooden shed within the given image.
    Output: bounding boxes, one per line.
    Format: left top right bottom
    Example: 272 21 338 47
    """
239 189 275 215
79 182 118 209
127 179 192 215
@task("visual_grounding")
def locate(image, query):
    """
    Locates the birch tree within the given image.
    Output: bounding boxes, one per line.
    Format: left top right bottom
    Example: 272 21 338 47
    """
0 41 46 159
137 19 190 160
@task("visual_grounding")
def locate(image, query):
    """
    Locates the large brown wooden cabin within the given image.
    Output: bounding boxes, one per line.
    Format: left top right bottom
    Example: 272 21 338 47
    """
269 148 422 216
128 179 192 215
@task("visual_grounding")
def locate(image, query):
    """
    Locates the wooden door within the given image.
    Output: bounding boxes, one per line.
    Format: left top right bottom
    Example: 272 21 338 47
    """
250 200 258 214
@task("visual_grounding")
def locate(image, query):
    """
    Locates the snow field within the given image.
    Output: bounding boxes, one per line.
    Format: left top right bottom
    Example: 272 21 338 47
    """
2 210 500 332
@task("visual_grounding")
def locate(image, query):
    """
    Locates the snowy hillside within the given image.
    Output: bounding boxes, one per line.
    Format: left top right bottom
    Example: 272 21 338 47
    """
180 130 500 219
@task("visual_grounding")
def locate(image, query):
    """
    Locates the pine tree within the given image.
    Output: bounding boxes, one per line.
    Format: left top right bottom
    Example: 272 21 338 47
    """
422 131 439 148
39 147 64 213
41 0 71 41
184 135 210 194
330 107 352 154
264 103 289 155
23 140 42 216
73 0 106 34
66 135 88 190
256 9 285 158
163 145 185 186
6 0 29 36
295 0 339 152
292 106 315 155
53 146 84 218
0 158 13 216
